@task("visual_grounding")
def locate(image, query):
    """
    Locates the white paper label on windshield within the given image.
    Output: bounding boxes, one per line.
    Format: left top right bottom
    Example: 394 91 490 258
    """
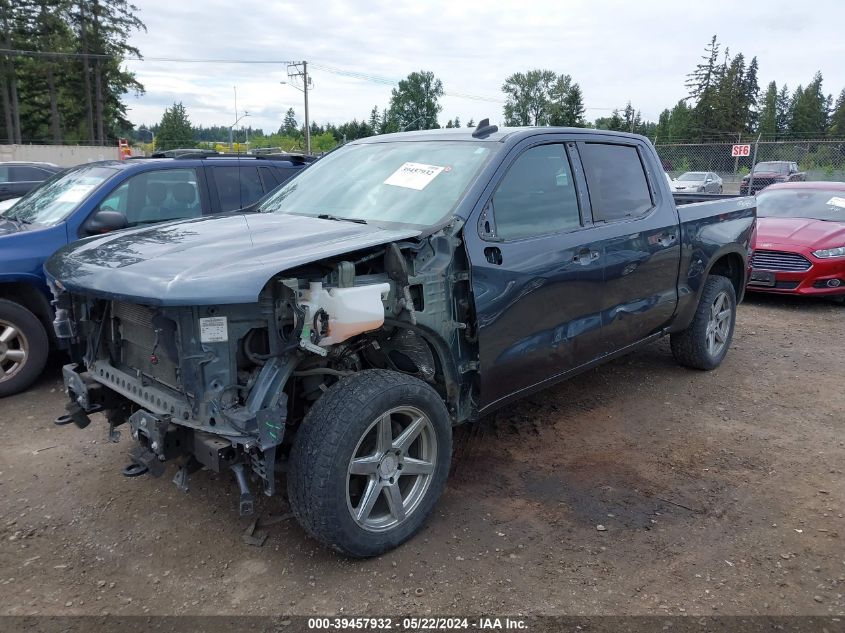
384 162 445 190
57 184 96 203
826 196 845 209
199 317 228 343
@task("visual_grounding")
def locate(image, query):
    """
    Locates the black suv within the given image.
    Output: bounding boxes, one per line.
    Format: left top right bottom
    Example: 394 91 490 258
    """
0 161 62 201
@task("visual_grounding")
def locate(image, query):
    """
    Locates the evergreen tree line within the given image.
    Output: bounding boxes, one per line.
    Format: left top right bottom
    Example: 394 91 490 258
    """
653 35 844 143
0 0 146 145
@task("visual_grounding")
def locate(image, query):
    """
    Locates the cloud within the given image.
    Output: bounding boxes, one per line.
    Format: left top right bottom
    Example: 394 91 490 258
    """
124 0 845 133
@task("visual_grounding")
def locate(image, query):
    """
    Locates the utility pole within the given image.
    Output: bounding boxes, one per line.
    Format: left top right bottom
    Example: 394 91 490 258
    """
284 62 312 155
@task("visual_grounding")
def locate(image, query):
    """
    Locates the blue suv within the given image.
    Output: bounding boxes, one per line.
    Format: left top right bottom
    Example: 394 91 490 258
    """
0 153 309 396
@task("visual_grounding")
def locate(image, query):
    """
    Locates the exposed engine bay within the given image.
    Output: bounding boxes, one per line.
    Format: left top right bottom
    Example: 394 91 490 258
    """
52 227 477 514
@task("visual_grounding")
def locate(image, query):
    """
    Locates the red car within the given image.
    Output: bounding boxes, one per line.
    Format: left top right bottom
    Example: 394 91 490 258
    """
748 181 845 303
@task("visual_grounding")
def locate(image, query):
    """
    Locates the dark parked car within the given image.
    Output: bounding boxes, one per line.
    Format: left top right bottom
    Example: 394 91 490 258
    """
0 161 61 201
0 154 309 397
740 161 805 194
47 124 755 557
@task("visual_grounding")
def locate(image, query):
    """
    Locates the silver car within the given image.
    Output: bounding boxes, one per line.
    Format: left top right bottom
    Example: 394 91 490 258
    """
671 171 723 193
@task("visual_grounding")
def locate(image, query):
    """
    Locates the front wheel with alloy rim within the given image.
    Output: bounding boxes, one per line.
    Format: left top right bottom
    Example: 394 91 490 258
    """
288 370 452 557
0 299 49 398
670 275 737 370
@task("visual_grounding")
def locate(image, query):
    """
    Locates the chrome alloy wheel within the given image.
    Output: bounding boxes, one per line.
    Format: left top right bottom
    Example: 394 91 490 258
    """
705 291 732 357
346 406 437 532
0 320 28 383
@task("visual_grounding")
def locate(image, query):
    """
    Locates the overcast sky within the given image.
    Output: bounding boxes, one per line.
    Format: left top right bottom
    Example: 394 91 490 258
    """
124 0 845 134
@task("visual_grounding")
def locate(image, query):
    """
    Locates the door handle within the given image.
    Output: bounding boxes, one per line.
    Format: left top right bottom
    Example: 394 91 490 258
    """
573 248 599 265
656 233 677 247
484 247 503 266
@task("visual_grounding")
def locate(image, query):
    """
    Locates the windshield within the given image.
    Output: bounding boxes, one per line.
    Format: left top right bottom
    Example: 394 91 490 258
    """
678 172 707 181
1 165 116 226
757 189 845 222
258 140 494 226
754 162 789 174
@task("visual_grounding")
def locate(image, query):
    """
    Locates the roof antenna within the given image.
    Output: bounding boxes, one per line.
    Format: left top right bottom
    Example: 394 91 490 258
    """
472 118 498 139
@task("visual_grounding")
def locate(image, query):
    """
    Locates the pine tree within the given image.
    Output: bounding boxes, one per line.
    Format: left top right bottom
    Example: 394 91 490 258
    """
789 72 828 138
155 101 193 150
368 105 380 135
453 116 461 128
71 0 146 144
281 108 298 136
829 89 845 137
758 81 778 137
743 56 760 132
685 35 724 140
466 118 474 127
775 84 791 134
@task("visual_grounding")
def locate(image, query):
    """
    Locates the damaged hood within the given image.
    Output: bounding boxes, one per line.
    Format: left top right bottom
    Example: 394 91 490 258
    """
45 212 421 305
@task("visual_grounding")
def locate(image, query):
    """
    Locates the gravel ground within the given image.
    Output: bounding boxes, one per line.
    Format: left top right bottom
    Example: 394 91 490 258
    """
1 293 843 617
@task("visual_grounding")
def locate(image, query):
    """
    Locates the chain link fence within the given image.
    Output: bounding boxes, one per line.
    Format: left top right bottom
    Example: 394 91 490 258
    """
654 139 845 194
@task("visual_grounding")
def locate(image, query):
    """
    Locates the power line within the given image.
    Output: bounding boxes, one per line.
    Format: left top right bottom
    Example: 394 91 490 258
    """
0 47 656 114
0 48 293 64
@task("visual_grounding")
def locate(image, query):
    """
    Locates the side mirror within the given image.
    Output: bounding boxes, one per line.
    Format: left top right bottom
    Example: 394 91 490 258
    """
83 209 128 235
705 177 712 182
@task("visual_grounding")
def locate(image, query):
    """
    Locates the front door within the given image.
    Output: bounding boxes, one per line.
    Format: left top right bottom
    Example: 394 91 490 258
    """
467 140 605 411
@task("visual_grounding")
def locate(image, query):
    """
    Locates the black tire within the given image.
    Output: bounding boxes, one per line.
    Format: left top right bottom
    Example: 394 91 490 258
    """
0 299 49 398
670 275 737 370
288 369 452 557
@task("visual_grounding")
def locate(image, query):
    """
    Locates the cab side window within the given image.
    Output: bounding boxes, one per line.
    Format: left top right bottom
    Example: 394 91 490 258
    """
97 169 202 227
579 143 653 222
491 143 581 241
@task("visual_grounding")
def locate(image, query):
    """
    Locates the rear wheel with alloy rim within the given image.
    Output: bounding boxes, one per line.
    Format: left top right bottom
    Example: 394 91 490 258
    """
288 370 451 557
0 300 49 397
670 275 737 370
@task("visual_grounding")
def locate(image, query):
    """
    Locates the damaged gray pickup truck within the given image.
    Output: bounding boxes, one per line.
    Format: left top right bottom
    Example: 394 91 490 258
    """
46 123 756 557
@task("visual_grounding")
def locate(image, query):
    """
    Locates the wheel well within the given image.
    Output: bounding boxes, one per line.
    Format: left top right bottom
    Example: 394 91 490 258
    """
708 253 744 299
0 283 53 331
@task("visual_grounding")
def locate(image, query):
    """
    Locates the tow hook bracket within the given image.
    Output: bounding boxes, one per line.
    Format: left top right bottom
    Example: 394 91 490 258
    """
172 456 201 493
64 402 91 429
231 463 254 516
122 462 148 477
128 446 165 478
107 421 121 443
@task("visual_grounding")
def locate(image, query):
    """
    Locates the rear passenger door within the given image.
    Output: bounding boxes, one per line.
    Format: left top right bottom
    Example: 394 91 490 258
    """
209 165 267 212
467 139 605 410
576 140 681 354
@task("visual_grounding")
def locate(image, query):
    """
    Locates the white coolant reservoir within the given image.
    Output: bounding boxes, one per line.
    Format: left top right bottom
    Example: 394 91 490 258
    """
299 281 391 347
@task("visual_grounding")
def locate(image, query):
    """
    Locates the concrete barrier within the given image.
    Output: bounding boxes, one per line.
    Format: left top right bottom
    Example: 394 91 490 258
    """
0 144 122 167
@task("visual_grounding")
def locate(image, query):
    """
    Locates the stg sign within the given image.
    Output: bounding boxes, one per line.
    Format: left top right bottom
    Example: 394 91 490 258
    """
731 144 751 157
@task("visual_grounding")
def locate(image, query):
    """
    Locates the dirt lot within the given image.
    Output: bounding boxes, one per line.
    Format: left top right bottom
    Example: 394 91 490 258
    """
1 294 843 617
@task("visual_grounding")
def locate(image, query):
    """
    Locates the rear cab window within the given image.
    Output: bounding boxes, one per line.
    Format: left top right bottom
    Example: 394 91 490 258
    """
579 142 653 222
